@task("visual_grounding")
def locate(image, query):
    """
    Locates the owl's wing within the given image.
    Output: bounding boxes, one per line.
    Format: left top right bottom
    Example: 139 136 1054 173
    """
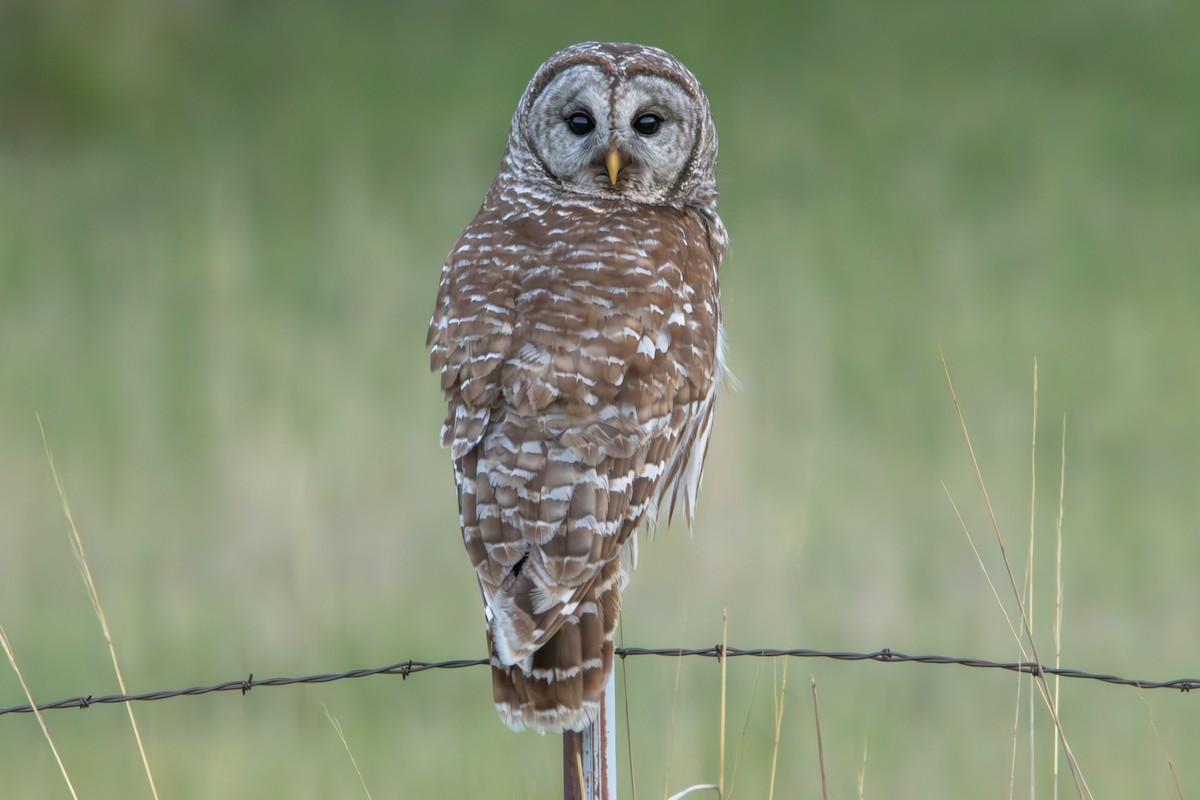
430 204 725 675
428 217 518 461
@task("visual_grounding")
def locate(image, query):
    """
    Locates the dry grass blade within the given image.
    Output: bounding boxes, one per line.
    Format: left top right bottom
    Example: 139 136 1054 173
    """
947 491 1029 800
767 657 789 800
1053 414 1067 800
38 414 160 799
944 462 1031 798
619 622 638 800
939 356 1036 663
1 626 79 800
322 705 374 800
1137 693 1184 800
938 352 1092 799
856 740 867 800
942 484 1026 654
662 648 686 799
725 662 761 799
1008 663 1024 800
810 676 828 800
1026 359 1038 800
718 609 728 798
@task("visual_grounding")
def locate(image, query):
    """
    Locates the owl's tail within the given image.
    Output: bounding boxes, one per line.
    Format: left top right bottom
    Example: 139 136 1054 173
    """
488 559 623 733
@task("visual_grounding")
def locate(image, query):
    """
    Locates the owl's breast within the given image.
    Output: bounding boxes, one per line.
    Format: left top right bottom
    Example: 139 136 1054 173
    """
496 205 719 424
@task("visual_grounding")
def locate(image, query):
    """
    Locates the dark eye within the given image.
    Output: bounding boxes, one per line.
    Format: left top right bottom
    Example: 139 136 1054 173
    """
565 112 595 136
632 113 662 135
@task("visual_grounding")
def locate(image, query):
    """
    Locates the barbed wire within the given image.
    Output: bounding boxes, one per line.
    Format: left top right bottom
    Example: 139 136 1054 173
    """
2 645 1195 718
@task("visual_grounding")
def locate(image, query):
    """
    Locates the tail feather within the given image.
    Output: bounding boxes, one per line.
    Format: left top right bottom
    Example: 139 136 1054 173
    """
490 559 621 732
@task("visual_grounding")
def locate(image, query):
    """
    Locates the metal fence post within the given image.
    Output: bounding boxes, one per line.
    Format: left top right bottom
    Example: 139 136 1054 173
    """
563 670 616 799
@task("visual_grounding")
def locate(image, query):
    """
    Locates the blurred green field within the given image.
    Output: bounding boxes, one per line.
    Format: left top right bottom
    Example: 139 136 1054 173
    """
3 0 1199 796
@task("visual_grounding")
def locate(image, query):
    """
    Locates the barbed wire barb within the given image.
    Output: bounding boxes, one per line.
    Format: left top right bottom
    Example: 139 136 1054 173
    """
2 646 1196 718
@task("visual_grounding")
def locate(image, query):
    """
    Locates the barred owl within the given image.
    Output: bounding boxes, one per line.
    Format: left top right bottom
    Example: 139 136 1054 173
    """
428 42 727 733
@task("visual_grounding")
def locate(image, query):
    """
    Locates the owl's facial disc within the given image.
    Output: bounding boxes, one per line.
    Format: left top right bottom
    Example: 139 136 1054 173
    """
527 66 701 202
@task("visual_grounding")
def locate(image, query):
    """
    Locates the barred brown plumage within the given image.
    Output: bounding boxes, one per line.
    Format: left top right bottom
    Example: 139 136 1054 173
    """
428 42 727 733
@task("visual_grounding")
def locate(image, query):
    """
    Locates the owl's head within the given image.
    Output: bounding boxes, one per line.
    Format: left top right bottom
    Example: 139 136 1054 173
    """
505 42 719 208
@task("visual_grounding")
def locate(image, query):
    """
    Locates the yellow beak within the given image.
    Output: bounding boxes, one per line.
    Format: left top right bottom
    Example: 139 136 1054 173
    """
606 147 623 186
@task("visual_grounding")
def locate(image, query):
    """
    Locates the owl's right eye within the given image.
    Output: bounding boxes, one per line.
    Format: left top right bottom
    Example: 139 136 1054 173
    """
565 112 595 136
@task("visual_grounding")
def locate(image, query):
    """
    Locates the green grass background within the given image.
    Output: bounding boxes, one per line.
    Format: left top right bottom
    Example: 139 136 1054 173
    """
2 0 1198 796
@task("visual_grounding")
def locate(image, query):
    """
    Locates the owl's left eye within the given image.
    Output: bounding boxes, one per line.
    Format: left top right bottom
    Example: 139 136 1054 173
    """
632 114 662 135
565 112 595 136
